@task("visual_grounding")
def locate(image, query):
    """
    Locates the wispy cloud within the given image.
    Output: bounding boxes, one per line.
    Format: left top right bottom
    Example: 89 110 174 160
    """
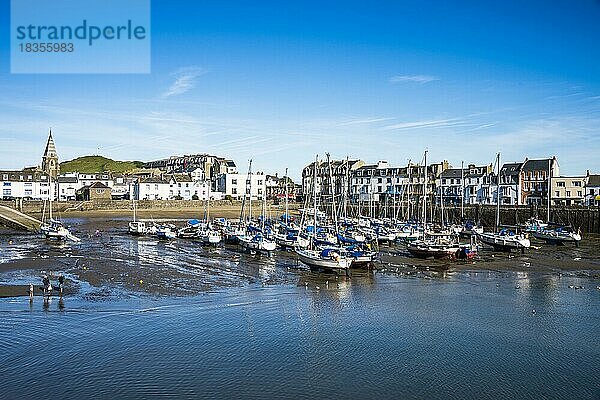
389 75 438 84
161 67 206 98
337 117 395 126
381 118 463 130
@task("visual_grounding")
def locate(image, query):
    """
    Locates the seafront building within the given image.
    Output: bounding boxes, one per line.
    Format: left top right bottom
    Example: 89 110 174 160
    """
551 176 586 206
585 174 600 206
1 131 599 208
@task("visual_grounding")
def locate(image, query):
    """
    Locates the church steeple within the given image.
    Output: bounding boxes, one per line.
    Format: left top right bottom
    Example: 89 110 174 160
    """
42 129 59 179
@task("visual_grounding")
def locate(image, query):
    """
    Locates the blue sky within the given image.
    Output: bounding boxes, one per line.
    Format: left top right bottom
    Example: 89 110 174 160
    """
1 0 599 179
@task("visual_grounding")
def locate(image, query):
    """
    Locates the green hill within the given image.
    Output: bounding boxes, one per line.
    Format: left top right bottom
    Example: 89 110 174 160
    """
60 156 144 174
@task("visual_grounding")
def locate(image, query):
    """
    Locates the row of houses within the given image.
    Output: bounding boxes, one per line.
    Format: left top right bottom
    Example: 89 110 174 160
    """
3 131 598 206
1 170 300 203
301 156 600 207
1 132 299 202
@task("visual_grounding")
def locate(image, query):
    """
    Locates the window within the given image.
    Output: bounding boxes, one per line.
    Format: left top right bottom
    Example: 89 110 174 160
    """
232 188 237 195
557 182 565 187
555 191 560 197
3 182 10 186
566 191 571 197
577 191 582 197
378 178 382 183
573 181 581 187
25 189 32 196
232 179 237 185
3 189 11 196
96 189 103 194
258 180 263 185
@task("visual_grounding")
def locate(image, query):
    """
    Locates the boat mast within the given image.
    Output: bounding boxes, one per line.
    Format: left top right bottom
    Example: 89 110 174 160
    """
461 160 464 220
326 153 339 236
239 159 253 224
261 175 266 233
547 158 551 223
284 167 289 226
344 156 349 221
440 178 445 227
495 152 501 232
392 168 397 222
312 155 318 247
48 175 53 221
422 150 428 234
407 159 411 221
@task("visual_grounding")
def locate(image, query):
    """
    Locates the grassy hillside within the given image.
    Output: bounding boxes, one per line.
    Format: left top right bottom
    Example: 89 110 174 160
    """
60 156 144 174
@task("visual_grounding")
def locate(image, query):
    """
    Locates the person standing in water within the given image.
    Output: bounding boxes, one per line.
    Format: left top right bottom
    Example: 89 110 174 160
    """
58 274 65 296
42 275 50 297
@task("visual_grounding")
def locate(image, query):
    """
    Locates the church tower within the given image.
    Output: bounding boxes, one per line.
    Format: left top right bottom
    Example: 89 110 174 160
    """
42 129 60 179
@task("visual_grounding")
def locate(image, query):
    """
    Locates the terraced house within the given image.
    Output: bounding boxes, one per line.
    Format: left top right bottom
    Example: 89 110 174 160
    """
551 175 586 206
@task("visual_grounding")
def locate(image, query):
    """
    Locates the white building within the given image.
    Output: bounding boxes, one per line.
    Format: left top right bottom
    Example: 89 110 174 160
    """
216 172 267 200
135 177 171 200
585 174 600 206
438 164 494 205
57 174 79 201
499 162 522 205
1 170 53 200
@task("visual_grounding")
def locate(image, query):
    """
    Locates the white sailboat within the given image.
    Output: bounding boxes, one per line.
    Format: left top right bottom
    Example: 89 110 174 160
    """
477 153 530 252
128 198 148 235
296 154 352 272
237 159 277 254
40 177 80 242
529 160 582 246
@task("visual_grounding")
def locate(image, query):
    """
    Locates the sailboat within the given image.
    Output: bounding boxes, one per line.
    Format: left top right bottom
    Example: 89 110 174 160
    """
528 159 582 246
40 176 80 242
237 160 277 254
477 153 530 252
271 168 310 249
296 155 352 272
128 198 149 235
197 190 222 245
407 150 463 259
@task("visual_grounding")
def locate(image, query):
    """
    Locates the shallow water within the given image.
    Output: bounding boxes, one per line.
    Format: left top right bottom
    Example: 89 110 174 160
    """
0 218 599 399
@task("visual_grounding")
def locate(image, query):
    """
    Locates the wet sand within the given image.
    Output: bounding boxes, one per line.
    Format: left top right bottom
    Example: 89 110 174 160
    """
1 215 599 300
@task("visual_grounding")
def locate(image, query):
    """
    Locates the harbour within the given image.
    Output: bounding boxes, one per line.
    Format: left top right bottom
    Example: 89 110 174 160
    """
1 215 599 399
